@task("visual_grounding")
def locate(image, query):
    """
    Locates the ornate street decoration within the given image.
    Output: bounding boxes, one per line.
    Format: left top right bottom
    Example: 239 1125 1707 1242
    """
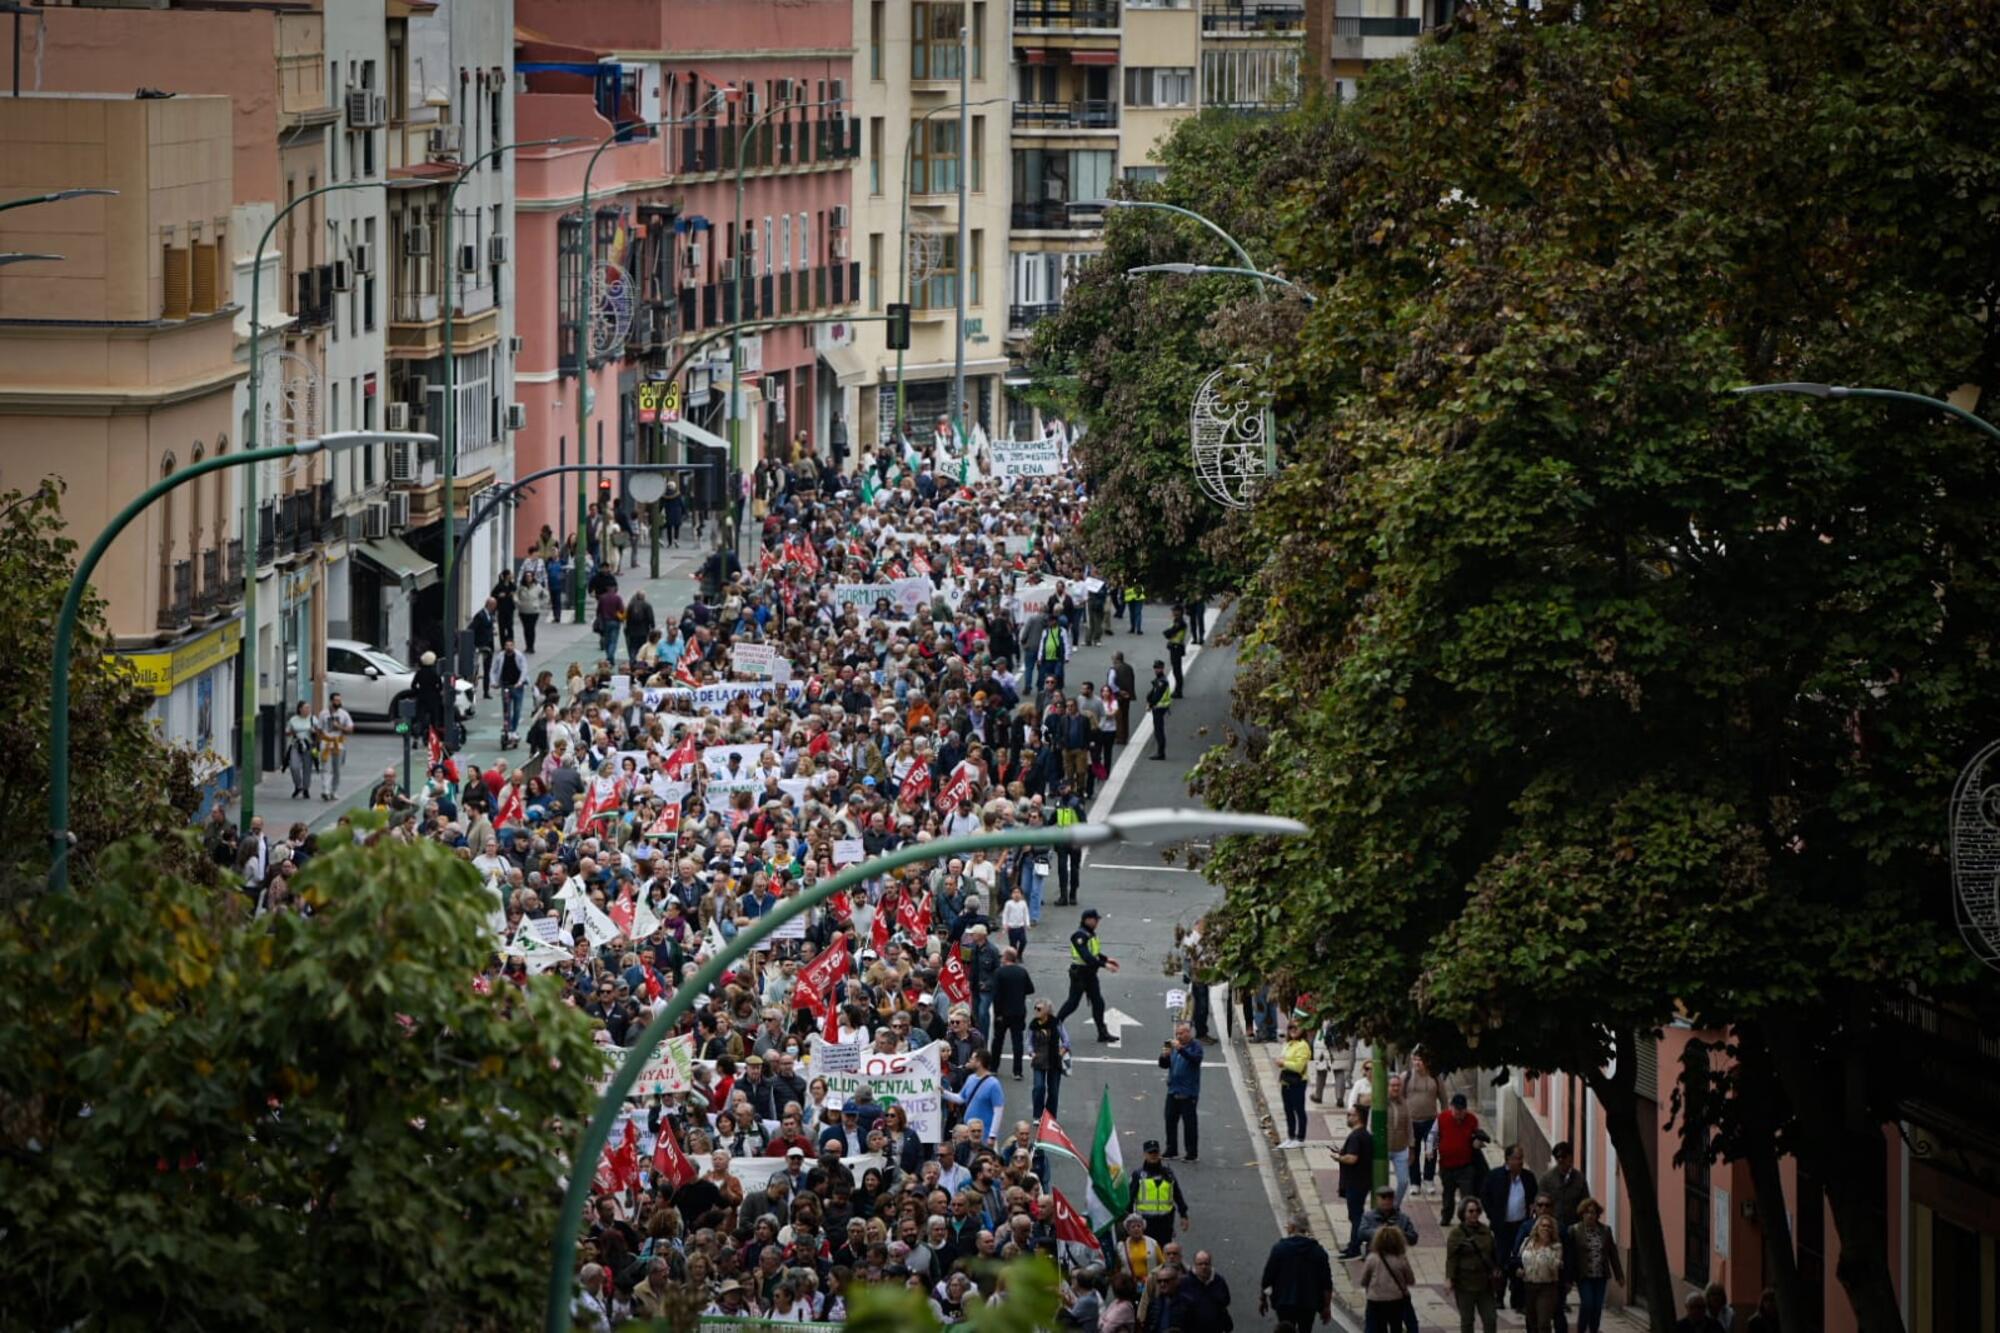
907 227 943 286
1189 365 1274 509
258 349 322 450
589 261 634 356
1949 739 2000 971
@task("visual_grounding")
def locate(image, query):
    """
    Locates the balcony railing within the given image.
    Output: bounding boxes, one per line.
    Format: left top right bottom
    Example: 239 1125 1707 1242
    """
1881 993 2000 1148
1013 100 1119 130
197 547 223 614
317 479 336 543
226 538 244 593
1012 200 1104 229
1014 1 1121 27
1332 14 1422 36
157 559 193 633
1010 302 1063 330
256 501 277 565
1202 1 1305 32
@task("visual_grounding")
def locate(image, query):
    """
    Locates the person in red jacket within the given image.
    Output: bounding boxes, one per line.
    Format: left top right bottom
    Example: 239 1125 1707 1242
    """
1436 1093 1489 1225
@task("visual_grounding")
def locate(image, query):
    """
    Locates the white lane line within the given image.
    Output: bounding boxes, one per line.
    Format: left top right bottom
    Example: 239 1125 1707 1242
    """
1085 614 1208 824
1086 862 1198 874
1066 1056 1169 1066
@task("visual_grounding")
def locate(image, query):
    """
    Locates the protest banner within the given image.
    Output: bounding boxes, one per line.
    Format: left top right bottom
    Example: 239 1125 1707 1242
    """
831 837 865 866
593 1032 697 1099
820 1042 945 1141
1008 581 1060 618
731 643 783 678
993 437 1064 478
1003 534 1034 556
702 775 812 816
833 582 897 613
891 577 934 618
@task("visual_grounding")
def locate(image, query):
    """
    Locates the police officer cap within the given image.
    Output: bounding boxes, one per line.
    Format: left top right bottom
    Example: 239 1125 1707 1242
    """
1080 908 1101 922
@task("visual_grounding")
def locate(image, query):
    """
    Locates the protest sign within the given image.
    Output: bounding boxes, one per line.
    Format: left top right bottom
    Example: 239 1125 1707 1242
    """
529 916 564 945
993 438 1064 478
833 582 897 613
820 1042 945 1141
831 838 865 866
891 577 934 618
1003 534 1033 556
731 643 783 678
1008 581 1060 618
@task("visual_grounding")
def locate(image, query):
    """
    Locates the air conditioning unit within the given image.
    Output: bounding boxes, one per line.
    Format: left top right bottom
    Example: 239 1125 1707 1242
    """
426 125 462 159
352 241 374 276
458 242 479 274
686 241 703 270
386 402 411 432
487 234 509 265
331 258 353 292
403 223 431 257
831 236 848 260
831 204 851 230
362 500 390 540
388 438 417 483
506 402 527 431
742 229 758 253
345 89 373 127
387 491 412 530
720 257 737 281
507 335 524 355
681 269 700 289
370 94 387 127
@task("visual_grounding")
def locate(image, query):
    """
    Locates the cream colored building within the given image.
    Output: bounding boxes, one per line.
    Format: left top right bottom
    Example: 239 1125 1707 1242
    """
0 93 245 772
848 0 1013 449
1001 0 1302 434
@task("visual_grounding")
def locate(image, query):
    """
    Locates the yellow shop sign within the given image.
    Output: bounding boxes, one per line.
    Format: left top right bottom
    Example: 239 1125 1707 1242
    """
120 618 243 697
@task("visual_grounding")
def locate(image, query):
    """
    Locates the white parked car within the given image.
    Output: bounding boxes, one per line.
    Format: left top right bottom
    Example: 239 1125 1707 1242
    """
324 638 475 727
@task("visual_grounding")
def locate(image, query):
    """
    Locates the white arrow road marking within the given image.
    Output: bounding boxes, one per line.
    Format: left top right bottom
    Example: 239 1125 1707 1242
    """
1103 1007 1142 1037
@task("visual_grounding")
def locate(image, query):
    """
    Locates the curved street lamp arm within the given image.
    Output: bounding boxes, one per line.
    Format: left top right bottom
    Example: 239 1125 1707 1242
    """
1086 198 1257 272
1732 383 2000 445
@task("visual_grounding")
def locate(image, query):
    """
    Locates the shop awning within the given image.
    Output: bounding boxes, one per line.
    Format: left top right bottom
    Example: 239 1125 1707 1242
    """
665 416 732 452
818 340 872 387
355 535 438 591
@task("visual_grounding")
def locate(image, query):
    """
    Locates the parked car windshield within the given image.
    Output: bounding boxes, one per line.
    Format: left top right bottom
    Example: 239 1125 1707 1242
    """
361 649 411 676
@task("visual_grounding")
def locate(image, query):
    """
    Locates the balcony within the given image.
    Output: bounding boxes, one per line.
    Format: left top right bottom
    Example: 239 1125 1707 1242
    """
256 501 277 565
196 547 223 615
1332 14 1423 59
1015 0 1121 27
1011 200 1105 230
1010 302 1063 331
157 560 193 634
1202 0 1305 32
1013 100 1119 130
226 538 244 594
317 479 336 543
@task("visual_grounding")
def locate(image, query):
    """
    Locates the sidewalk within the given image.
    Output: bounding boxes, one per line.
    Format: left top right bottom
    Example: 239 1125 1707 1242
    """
248 547 708 835
1240 1030 1649 1333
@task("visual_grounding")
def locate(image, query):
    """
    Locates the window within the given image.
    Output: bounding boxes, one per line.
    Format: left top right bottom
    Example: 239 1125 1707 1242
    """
212 435 228 549
1125 67 1195 108
911 116 960 195
1124 165 1167 185
870 1 885 79
1201 46 1299 108
913 233 961 311
972 115 985 192
868 232 883 310
363 216 377 331
1013 147 1115 205
969 228 983 305
490 86 503 170
972 3 986 79
869 117 884 195
456 348 493 454
557 212 585 370
911 2 964 80
780 214 793 271
189 443 204 570
764 216 775 276
798 212 810 270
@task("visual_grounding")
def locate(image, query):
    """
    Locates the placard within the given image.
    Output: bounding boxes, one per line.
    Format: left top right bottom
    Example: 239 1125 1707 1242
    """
992 438 1064 478
731 643 783 678
891 577 934 618
820 1042 945 1142
831 838 865 866
834 582 897 613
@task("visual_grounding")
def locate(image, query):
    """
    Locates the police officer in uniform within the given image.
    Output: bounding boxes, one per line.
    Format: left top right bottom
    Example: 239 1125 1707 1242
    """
1146 660 1174 761
1132 1140 1191 1246
1052 780 1086 906
1054 908 1120 1042
1164 606 1190 700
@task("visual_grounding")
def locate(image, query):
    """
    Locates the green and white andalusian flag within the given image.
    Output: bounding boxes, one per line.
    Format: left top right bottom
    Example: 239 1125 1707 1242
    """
1086 1085 1130 1234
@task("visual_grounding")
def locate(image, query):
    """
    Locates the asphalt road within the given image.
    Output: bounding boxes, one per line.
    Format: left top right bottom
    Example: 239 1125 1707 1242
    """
1017 626 1305 1327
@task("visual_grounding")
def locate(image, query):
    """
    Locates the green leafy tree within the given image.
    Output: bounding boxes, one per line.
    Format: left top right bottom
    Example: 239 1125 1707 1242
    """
1028 106 1332 601
1 480 213 895
845 1255 1060 1333
0 828 601 1329
1198 4 2000 1330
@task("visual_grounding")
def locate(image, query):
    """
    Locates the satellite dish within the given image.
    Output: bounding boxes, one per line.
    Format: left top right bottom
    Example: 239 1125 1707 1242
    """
627 470 670 505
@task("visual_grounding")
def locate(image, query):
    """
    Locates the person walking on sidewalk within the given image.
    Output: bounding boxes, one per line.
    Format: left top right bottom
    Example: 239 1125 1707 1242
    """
1567 1198 1624 1333
1158 1022 1203 1162
1259 1215 1334 1331
1482 1145 1537 1310
1356 1227 1416 1333
1277 1023 1312 1147
491 569 517 647
1445 1198 1502 1333
594 583 626 666
470 598 498 698
1437 1093 1487 1225
1111 653 1137 747
1131 1141 1189 1246
315 692 353 800
1055 908 1120 1041
283 701 316 799
1403 1049 1443 1198
1517 1215 1565 1333
1355 1185 1418 1254
1384 1074 1413 1207
1183 1252 1232 1333
515 570 548 653
496 639 529 745
1335 1106 1375 1259
622 590 657 670
1146 661 1173 761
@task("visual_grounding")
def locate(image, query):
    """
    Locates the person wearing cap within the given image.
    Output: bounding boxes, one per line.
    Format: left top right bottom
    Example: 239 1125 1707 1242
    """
1132 1140 1191 1246
1355 1182 1419 1253
1056 908 1120 1042
1145 660 1173 761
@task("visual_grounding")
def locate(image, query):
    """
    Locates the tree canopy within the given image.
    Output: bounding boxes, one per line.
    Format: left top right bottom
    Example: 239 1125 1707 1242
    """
1194 2 2000 1327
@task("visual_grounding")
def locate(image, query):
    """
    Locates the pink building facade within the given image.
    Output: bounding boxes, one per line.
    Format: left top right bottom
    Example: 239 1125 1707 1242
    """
511 0 859 570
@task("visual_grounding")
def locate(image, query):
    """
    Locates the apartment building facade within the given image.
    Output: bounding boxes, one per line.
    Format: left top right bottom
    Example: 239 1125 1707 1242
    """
1302 0 1453 99
511 0 860 563
847 0 1012 449
1002 0 1302 435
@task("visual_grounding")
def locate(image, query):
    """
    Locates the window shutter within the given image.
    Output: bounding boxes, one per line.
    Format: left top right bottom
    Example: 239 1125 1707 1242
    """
1632 1030 1659 1099
191 242 220 315
162 244 193 321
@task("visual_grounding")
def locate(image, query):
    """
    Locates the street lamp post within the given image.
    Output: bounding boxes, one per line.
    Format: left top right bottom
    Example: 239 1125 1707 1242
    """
540 806 1307 1333
46 432 426 891
1731 381 2000 444
0 187 118 215
435 137 585 651
1077 197 1258 271
568 96 731 623
1127 262 1317 307
896 98 1007 437
240 179 384 832
728 95 846 568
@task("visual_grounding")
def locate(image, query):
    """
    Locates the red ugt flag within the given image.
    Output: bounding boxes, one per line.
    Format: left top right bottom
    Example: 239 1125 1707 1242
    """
1050 1187 1101 1251
939 948 973 1007
896 891 933 940
794 937 853 1009
898 763 933 810
652 1123 698 1189
1035 1111 1085 1163
495 783 526 829
936 760 978 814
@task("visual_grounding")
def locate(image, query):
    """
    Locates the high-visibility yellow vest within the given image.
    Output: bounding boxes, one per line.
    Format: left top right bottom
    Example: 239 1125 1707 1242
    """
1135 1174 1175 1215
1070 931 1102 967
1042 626 1064 661
1054 805 1079 827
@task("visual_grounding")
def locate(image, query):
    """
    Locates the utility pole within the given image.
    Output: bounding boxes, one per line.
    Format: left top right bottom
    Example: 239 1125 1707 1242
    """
953 18 970 463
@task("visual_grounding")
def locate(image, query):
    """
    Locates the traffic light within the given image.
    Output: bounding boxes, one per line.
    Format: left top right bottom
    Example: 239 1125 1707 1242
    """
886 302 911 351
